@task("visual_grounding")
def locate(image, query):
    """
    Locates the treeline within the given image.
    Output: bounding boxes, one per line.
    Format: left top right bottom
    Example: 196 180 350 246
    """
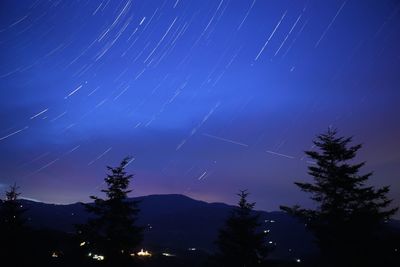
0 129 399 267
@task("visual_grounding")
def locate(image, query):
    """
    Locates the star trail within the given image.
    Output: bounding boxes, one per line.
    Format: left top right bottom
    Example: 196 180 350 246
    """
0 0 399 215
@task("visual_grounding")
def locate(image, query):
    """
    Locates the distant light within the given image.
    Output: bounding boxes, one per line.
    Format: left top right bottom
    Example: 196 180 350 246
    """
264 229 270 233
268 241 273 244
51 252 59 258
162 252 175 257
137 249 152 257
296 258 301 263
188 248 197 251
93 254 105 261
80 241 86 247
270 220 275 223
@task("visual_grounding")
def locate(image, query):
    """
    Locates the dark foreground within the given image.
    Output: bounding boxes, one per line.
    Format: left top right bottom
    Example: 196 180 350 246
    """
3 228 399 267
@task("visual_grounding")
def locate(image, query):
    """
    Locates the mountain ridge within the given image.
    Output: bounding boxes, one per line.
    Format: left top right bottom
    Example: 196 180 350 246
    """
18 193 318 259
15 193 400 260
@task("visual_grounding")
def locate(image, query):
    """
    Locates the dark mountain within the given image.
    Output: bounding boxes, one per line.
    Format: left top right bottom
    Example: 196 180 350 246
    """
21 194 317 260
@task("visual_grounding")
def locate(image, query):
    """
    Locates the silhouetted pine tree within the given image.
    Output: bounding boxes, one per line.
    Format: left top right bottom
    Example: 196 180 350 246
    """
77 157 143 265
215 190 268 267
281 128 398 266
0 183 26 231
0 183 29 263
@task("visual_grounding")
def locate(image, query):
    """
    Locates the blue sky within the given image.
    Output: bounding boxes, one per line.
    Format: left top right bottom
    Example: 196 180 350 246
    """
0 0 399 216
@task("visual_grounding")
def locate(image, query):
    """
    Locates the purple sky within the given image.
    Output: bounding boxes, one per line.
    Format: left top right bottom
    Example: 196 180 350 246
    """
0 0 399 217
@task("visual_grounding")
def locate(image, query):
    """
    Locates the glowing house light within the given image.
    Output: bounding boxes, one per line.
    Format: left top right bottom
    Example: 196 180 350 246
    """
162 252 175 257
93 254 105 261
137 249 152 257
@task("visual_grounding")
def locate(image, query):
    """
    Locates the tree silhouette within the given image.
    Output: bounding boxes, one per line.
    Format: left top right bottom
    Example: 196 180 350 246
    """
281 128 398 266
0 183 26 230
215 190 268 267
77 157 143 265
0 183 29 264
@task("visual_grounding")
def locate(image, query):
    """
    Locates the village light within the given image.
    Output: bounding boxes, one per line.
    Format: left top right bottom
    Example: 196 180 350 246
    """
93 254 105 261
137 249 152 257
162 252 175 257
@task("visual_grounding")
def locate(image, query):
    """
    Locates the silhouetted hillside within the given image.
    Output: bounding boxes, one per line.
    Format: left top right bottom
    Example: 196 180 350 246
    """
21 193 400 262
20 194 318 260
10 193 400 266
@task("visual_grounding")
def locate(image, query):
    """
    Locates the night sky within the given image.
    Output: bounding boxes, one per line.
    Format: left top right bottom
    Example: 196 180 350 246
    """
1 0 399 216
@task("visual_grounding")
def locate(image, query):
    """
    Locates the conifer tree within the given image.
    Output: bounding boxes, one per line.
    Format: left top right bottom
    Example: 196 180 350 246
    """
77 157 143 265
0 183 29 262
0 183 26 231
281 128 398 266
216 190 268 267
